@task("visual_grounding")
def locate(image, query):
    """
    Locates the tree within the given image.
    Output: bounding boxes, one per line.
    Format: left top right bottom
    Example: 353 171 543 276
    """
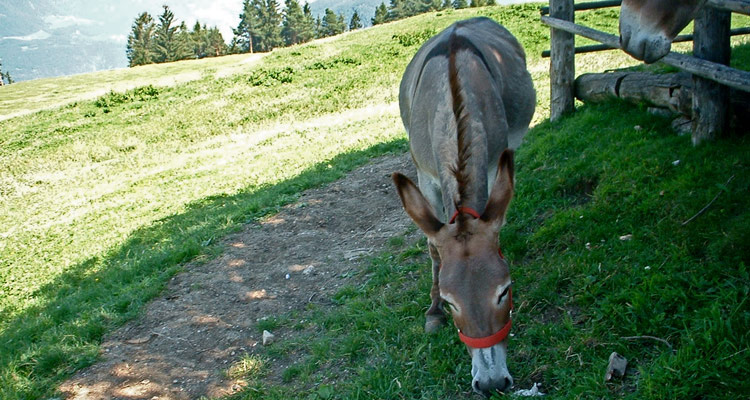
453 0 468 9
233 0 258 53
320 8 345 37
253 0 283 52
282 0 305 46
441 0 453 9
126 12 156 66
372 2 388 25
0 59 12 85
206 27 227 57
349 10 363 30
153 6 193 62
299 3 317 42
191 21 210 58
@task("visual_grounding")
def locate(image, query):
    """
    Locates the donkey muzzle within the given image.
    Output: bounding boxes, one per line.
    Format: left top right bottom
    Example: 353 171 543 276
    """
470 344 513 396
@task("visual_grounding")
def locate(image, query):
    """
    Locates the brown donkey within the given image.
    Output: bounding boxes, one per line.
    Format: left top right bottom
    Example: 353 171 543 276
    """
620 0 706 63
392 17 535 396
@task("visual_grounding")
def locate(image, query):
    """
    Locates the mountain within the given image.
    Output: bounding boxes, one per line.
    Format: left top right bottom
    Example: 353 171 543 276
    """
309 0 382 27
0 1 131 82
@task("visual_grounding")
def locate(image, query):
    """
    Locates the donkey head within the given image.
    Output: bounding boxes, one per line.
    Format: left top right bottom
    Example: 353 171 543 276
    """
619 0 706 63
393 150 515 396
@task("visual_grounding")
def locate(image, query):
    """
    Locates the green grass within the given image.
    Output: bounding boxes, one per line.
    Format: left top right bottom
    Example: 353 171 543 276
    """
0 2 748 399
224 101 749 400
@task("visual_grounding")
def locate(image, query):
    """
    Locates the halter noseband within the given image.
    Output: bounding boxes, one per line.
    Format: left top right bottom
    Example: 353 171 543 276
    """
448 206 513 348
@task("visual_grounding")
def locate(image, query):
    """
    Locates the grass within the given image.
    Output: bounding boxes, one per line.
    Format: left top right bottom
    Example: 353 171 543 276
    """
224 101 749 400
0 2 748 399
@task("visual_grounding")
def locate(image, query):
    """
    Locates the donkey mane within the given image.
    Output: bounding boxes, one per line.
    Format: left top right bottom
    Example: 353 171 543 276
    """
447 30 490 229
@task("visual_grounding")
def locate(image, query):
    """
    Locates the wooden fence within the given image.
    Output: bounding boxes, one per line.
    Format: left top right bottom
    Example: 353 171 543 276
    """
541 0 750 144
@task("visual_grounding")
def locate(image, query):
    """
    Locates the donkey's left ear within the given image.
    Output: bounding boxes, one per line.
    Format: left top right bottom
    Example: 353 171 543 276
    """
481 149 514 225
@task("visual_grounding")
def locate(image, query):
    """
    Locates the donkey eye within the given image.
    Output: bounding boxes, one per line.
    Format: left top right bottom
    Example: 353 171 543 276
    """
442 299 456 312
497 286 510 305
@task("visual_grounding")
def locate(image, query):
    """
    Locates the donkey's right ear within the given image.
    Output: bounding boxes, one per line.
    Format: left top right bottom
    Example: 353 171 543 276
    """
392 173 444 236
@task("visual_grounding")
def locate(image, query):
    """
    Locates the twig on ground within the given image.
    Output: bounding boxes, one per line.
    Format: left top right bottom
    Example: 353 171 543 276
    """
681 175 735 226
622 335 673 350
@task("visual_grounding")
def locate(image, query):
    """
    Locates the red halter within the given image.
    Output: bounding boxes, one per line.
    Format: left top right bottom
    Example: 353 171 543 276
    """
449 206 512 348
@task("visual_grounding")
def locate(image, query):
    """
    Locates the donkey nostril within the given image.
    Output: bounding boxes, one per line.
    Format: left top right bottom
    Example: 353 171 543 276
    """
502 377 511 390
473 379 482 393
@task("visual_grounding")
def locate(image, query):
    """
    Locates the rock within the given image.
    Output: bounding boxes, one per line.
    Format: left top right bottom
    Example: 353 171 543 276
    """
302 265 315 275
514 382 545 397
619 234 633 241
262 330 275 346
604 352 627 381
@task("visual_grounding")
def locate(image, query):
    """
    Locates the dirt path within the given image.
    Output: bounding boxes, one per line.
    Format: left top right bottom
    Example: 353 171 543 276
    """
59 153 419 399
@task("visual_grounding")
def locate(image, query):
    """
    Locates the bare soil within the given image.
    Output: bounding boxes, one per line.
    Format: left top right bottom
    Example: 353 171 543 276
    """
59 153 419 399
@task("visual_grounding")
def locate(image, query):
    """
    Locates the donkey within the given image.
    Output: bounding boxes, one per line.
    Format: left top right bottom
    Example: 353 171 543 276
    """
620 0 707 63
392 17 535 396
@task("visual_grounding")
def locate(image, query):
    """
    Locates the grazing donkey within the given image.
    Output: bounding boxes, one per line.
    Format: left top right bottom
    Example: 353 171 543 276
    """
620 0 707 63
392 17 535 396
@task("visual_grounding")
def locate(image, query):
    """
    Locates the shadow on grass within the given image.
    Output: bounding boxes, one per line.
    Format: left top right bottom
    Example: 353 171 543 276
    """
0 138 408 399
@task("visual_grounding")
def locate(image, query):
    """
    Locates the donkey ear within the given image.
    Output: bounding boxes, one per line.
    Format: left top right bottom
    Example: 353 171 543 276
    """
481 149 514 225
392 173 444 236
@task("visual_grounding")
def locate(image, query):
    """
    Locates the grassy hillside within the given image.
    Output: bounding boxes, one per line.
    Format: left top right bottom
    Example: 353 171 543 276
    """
0 3 748 399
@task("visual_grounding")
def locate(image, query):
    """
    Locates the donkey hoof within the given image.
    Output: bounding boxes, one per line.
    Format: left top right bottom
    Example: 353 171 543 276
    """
425 315 446 334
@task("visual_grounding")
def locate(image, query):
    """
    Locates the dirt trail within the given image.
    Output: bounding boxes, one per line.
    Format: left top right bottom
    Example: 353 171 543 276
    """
59 153 418 399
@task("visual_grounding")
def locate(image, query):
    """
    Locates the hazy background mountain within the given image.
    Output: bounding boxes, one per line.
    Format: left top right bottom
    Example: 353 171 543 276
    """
0 0 535 82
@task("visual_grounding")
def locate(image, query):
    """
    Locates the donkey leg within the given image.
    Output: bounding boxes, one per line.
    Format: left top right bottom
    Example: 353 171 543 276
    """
425 240 446 333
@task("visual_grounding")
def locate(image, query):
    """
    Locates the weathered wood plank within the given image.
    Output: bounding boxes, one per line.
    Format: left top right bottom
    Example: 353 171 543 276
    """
707 0 750 15
541 28 750 58
692 7 732 144
540 16 750 92
549 0 576 121
540 0 621 16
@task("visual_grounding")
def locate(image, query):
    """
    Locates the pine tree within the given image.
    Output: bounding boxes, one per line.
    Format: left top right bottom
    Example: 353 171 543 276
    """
153 6 193 62
299 3 317 42
0 59 12 85
441 0 452 9
206 27 227 57
372 2 388 25
126 12 156 67
453 0 468 9
349 11 362 30
387 0 404 21
282 0 305 46
320 8 344 37
191 21 209 58
254 0 283 52
233 0 258 53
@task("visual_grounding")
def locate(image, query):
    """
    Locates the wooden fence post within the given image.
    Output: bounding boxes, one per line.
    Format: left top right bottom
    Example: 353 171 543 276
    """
692 6 731 144
549 0 575 121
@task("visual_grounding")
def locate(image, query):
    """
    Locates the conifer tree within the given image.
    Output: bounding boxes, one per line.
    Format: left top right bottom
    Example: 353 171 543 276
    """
282 0 305 45
299 3 317 42
153 6 193 62
0 59 12 85
233 0 258 53
254 0 283 52
205 27 227 57
126 12 156 66
349 10 363 30
320 8 345 37
441 0 452 9
372 2 388 25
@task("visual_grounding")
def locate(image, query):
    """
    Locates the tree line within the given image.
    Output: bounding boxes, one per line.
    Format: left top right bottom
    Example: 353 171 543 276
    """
126 0 497 67
127 5 227 67
372 0 497 25
228 0 361 53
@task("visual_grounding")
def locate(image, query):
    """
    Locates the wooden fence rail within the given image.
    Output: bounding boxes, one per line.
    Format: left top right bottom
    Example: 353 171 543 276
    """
542 0 750 144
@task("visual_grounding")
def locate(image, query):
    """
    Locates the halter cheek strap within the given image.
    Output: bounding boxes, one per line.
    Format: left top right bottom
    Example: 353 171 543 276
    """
448 206 513 349
458 287 513 348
